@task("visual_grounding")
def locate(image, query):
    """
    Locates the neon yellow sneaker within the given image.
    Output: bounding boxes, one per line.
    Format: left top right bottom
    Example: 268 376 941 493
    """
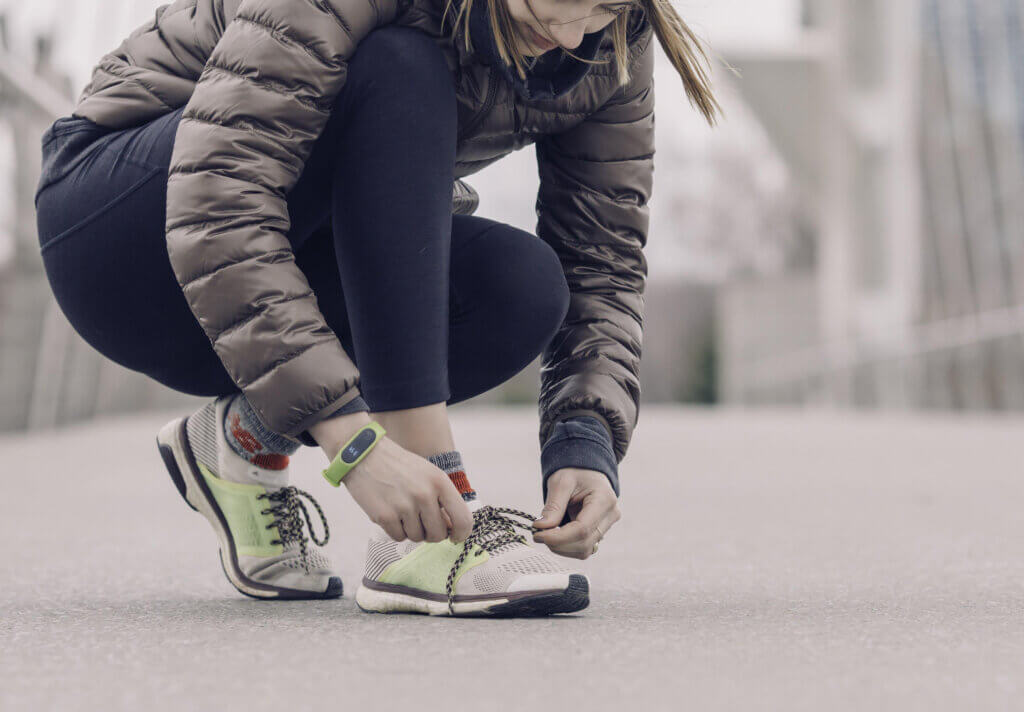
155 395 342 600
355 501 589 616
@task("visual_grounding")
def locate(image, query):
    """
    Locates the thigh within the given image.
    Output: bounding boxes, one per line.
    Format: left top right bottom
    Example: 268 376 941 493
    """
285 24 458 251
445 214 571 403
35 108 235 396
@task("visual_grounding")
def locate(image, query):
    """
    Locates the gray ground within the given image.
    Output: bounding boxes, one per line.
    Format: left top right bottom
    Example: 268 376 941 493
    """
2 405 1023 711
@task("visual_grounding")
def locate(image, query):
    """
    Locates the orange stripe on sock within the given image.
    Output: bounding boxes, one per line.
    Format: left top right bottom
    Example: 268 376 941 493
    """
228 413 264 454
447 470 474 495
252 453 290 470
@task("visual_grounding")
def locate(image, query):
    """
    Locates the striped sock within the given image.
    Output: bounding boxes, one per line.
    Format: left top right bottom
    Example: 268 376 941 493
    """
223 393 299 470
427 449 476 502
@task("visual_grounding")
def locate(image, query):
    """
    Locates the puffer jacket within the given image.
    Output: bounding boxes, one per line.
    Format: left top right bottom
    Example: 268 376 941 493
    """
70 0 655 465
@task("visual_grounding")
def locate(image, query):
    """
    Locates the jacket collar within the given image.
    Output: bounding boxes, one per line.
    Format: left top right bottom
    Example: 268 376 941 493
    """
449 0 606 101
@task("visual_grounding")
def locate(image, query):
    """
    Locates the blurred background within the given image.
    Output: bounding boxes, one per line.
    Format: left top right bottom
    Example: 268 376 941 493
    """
0 0 1022 433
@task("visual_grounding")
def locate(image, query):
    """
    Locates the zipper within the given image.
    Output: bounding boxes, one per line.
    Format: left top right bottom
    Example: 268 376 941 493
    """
458 65 500 142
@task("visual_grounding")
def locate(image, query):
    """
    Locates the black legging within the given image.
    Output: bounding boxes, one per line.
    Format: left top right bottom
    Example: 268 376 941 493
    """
34 25 570 414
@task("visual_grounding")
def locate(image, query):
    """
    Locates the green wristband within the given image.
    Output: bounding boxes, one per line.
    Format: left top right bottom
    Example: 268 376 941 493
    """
322 420 387 487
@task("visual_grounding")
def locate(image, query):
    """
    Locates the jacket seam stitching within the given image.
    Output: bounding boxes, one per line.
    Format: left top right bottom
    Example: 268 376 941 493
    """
168 162 283 196
219 291 314 337
152 4 203 69
167 214 248 233
92 64 173 111
173 114 308 170
201 61 333 115
367 0 381 24
493 99 589 118
589 109 653 126
181 247 295 287
541 173 649 208
546 351 625 375
544 151 654 166
560 315 639 342
246 339 333 387
232 14 338 71
309 0 355 40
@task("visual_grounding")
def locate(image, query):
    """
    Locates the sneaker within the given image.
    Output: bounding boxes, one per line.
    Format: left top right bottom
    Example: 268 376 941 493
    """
355 501 589 616
155 394 343 600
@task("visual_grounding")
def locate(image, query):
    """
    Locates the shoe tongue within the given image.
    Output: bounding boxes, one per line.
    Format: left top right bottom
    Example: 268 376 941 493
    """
465 500 527 554
245 468 289 489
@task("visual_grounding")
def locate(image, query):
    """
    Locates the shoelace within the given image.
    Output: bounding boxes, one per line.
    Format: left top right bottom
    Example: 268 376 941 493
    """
445 505 540 614
257 486 330 574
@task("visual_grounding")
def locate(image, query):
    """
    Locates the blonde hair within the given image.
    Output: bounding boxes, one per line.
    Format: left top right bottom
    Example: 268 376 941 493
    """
441 0 722 126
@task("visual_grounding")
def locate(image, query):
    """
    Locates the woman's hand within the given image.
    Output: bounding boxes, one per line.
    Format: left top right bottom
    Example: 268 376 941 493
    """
532 467 620 559
340 435 473 543
311 411 472 543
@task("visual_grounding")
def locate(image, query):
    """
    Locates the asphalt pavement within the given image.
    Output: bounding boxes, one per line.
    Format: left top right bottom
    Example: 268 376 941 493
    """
2 405 1023 710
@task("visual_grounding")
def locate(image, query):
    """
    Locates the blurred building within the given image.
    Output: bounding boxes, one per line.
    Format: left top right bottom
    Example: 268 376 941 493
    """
718 0 1024 409
0 3 203 433
9 0 1022 436
2 0 799 435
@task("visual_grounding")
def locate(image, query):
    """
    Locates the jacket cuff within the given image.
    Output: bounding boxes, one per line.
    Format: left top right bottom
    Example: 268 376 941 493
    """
541 415 620 501
294 394 370 447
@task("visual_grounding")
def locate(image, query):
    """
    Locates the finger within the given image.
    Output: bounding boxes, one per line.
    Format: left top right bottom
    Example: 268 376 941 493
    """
375 512 405 542
534 473 576 529
419 500 448 543
533 520 586 550
534 495 608 549
540 525 602 559
400 508 426 542
437 479 473 542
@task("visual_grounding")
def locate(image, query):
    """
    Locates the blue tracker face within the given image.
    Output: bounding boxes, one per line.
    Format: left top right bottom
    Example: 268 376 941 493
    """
342 427 378 463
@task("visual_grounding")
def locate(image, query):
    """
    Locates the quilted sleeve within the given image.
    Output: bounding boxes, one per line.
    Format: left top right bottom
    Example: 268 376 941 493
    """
534 23 655 464
165 0 399 440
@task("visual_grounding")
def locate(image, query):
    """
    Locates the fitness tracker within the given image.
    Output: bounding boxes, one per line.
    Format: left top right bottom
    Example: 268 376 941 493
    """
322 420 387 487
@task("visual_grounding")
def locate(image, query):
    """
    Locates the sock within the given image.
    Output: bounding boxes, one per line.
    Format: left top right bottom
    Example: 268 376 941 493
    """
427 450 476 502
223 393 299 470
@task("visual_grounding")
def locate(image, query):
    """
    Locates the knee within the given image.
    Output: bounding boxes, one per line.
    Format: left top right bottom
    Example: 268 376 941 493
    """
525 241 571 342
346 26 455 103
472 229 570 345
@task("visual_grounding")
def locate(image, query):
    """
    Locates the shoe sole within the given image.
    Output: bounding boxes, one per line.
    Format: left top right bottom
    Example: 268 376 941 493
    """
156 415 343 601
354 574 589 617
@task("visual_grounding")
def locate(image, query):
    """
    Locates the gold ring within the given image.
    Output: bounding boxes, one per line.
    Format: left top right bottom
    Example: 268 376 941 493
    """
591 541 599 556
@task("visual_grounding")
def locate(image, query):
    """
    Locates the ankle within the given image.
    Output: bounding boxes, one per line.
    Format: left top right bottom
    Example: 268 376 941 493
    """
427 449 476 501
371 402 455 458
223 393 298 469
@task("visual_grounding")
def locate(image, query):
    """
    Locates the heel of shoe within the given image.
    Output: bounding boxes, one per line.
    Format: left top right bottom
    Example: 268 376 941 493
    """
156 418 198 512
159 413 342 601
